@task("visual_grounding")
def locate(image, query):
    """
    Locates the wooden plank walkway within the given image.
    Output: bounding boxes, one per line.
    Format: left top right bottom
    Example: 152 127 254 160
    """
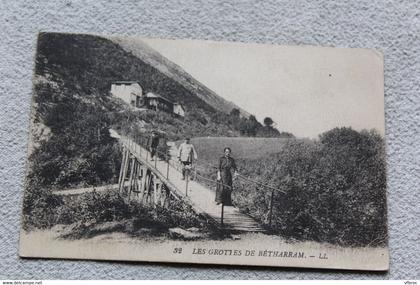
120 135 265 233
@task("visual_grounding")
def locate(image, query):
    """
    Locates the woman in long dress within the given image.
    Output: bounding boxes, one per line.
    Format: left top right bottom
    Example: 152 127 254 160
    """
215 147 238 206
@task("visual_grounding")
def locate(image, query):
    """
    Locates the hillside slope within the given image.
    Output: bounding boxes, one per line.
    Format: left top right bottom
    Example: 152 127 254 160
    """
28 32 251 191
28 32 291 191
110 36 250 117
35 33 222 116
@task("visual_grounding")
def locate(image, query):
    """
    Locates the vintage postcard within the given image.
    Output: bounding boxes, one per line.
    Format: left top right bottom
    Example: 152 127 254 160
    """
19 32 388 271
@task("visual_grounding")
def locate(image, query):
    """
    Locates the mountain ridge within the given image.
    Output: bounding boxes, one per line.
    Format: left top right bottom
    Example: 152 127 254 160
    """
109 36 250 118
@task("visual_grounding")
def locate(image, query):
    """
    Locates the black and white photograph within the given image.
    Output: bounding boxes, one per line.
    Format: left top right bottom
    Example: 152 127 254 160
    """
19 32 388 271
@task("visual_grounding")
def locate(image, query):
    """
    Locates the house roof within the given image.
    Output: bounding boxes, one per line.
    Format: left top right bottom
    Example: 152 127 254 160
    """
146 92 173 104
112 81 142 85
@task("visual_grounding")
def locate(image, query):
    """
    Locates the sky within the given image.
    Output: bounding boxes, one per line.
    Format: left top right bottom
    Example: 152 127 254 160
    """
142 38 385 138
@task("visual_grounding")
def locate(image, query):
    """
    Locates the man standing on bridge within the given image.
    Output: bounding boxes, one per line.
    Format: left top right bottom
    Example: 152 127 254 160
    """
148 131 160 161
178 137 198 180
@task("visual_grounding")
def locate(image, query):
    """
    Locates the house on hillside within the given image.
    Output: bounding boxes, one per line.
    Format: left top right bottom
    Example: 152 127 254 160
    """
110 82 185 117
144 93 186 117
110 81 143 107
144 92 173 113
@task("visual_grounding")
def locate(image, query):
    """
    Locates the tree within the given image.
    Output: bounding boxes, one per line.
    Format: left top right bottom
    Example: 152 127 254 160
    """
230 108 240 118
245 115 261 137
229 108 241 130
263 117 274 127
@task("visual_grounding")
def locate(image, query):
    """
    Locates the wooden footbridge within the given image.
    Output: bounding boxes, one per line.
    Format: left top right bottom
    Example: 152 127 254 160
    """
114 131 266 233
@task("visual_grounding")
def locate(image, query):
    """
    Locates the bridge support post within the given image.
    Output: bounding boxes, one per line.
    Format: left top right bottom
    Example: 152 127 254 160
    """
119 148 130 194
118 147 127 191
156 178 165 208
153 177 160 207
138 165 142 199
185 175 189 197
143 169 149 204
137 163 142 199
159 182 164 207
166 152 170 179
221 203 224 226
131 161 139 200
144 169 153 205
127 156 136 200
131 159 141 202
139 165 146 202
268 189 275 227
132 161 140 201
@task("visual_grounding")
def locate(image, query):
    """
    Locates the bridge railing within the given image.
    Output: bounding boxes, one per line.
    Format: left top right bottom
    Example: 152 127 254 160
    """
123 133 287 229
123 135 192 196
182 153 287 227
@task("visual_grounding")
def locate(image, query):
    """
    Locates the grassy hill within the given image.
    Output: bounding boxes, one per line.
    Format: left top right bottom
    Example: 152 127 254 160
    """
35 32 233 124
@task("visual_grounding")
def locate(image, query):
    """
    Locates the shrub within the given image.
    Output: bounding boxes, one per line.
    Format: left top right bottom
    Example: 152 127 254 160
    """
196 127 388 247
22 183 64 230
266 128 386 247
23 185 210 237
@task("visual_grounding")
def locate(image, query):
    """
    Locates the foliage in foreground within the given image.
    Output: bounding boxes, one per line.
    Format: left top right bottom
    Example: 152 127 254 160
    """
23 189 209 237
197 127 388 247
